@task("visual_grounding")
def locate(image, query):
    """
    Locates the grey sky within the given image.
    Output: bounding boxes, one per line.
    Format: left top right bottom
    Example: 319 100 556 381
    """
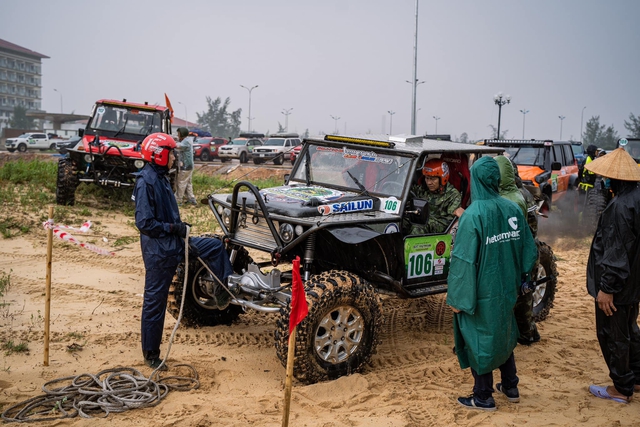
2 0 639 140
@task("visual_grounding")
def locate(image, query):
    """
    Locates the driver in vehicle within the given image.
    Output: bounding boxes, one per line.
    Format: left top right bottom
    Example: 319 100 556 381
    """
406 159 464 235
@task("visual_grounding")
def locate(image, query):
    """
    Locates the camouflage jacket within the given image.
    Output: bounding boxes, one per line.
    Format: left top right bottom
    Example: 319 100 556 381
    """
408 182 461 234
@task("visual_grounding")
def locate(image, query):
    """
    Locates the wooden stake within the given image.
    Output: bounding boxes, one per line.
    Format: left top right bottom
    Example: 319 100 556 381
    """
281 327 297 427
44 205 53 366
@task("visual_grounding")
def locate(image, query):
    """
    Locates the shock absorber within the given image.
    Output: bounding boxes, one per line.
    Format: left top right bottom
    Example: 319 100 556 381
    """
303 233 316 281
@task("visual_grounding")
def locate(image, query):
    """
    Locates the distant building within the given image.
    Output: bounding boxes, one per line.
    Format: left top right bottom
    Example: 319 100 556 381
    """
0 38 49 132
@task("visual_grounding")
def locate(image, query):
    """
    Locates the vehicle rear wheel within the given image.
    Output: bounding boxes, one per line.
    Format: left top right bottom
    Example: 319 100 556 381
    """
532 241 558 322
274 270 383 384
253 158 263 165
221 157 230 163
200 150 211 162
167 239 252 326
55 157 79 206
239 152 248 163
49 143 57 150
17 143 27 153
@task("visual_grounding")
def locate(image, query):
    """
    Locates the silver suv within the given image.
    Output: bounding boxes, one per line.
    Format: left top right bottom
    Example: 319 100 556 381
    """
251 133 301 165
218 137 263 163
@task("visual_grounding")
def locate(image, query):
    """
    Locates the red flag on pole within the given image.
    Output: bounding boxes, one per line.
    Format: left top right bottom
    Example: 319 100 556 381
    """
289 256 308 334
164 93 174 123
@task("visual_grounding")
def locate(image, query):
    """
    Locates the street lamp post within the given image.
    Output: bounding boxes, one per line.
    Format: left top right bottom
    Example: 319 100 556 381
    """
432 116 440 134
558 115 566 140
387 110 396 135
240 84 258 132
406 79 424 134
580 106 587 141
177 101 187 126
330 115 340 134
53 88 63 113
519 109 529 139
281 108 293 132
493 92 511 139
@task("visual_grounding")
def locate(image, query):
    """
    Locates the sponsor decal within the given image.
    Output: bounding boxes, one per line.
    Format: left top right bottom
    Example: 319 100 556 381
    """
404 234 452 279
384 223 400 234
317 199 374 215
261 186 344 203
486 217 521 245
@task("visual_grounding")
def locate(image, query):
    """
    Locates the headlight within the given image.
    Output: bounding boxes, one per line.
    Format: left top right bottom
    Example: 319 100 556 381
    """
134 160 145 169
295 225 304 236
279 223 294 243
217 205 224 215
84 154 93 163
193 145 201 149
222 208 231 227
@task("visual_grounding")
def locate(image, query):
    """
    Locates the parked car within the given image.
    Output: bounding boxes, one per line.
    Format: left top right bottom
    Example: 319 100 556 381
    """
56 135 82 154
479 139 579 211
167 134 558 384
571 141 586 165
251 133 301 165
218 136 263 163
5 132 60 152
618 137 640 163
193 137 230 162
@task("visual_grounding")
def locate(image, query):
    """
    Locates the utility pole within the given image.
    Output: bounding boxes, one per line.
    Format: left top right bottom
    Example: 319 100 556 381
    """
281 108 293 132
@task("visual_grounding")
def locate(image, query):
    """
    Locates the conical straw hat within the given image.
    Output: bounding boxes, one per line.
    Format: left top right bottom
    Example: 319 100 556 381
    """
584 147 640 181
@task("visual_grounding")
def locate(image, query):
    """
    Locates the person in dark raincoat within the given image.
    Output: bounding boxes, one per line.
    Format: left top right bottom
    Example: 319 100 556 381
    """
134 133 233 370
585 148 640 404
447 156 537 411
496 156 541 345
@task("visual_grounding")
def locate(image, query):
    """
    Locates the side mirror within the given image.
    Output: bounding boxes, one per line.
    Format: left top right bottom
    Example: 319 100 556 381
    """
551 161 562 171
78 128 84 137
409 198 429 224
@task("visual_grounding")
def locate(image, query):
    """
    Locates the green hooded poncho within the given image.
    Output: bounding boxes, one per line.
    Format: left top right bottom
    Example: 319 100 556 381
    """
495 155 527 217
446 156 537 375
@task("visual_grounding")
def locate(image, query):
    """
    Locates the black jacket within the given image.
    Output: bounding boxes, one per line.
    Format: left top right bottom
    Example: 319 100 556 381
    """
587 181 640 304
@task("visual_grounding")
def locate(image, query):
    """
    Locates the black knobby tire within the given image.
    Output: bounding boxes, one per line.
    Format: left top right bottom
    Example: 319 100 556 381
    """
167 240 252 327
253 158 263 165
17 143 27 153
55 157 79 206
274 270 383 384
585 189 608 233
239 152 248 163
200 150 210 162
532 241 558 322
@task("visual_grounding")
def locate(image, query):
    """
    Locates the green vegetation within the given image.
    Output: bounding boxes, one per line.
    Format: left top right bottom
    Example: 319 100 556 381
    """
0 270 10 298
0 157 282 238
2 340 29 355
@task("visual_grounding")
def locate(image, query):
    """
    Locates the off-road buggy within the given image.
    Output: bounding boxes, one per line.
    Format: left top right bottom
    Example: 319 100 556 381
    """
168 134 558 384
56 99 172 205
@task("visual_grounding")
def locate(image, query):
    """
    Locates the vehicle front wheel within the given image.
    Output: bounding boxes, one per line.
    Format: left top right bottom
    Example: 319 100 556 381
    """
49 143 57 150
273 155 283 165
17 143 27 153
7 149 15 153
532 240 558 322
220 157 230 163
253 158 263 165
239 152 248 163
199 150 211 162
56 157 79 206
274 270 383 384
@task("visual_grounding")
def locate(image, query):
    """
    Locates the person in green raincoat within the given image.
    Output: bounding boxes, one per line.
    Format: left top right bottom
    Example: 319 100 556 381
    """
496 155 541 346
447 156 538 411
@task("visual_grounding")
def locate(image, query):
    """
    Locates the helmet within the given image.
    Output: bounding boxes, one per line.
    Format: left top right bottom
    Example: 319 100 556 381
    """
586 144 597 158
141 133 176 167
422 159 450 189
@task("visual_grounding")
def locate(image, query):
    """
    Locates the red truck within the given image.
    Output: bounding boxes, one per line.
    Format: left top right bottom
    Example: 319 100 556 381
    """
193 136 230 162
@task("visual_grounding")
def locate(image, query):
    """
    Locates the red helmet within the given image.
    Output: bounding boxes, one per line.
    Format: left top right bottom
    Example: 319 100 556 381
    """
422 159 450 188
141 133 176 167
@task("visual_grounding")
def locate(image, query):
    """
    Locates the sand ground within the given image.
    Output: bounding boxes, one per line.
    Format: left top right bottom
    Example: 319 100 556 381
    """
0 166 638 426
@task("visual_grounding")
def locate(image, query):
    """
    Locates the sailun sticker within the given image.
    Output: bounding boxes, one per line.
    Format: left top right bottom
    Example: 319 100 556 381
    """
317 199 374 215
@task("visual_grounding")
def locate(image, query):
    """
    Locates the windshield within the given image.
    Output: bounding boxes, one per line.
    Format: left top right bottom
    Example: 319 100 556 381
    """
290 143 412 198
88 104 163 136
624 140 640 161
195 138 211 144
230 139 248 146
571 144 584 156
264 138 286 146
503 146 545 167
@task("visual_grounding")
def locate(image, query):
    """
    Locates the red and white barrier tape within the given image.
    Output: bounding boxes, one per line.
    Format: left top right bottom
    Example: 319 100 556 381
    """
43 219 115 256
